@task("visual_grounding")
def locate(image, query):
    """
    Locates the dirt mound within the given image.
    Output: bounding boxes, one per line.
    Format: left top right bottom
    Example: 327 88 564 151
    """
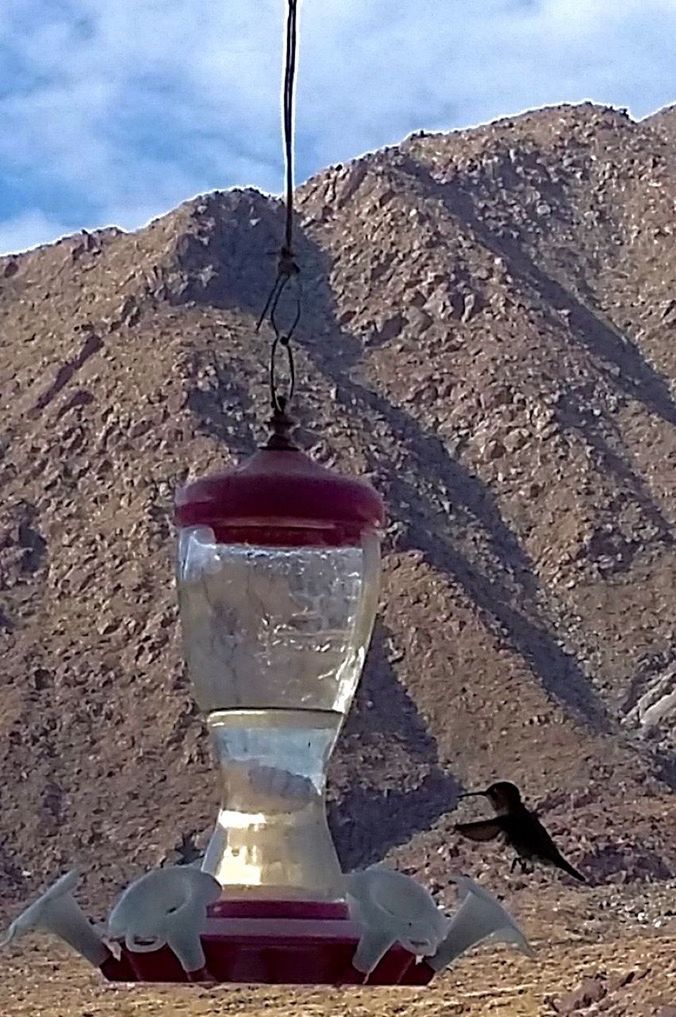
0 103 674 905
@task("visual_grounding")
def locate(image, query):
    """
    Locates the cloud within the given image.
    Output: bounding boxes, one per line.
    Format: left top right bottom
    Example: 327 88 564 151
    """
0 0 674 253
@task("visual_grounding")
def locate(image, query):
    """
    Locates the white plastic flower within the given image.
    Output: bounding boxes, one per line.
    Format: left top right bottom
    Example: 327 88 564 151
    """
1 868 109 966
107 866 221 973
345 865 449 974
427 874 534 972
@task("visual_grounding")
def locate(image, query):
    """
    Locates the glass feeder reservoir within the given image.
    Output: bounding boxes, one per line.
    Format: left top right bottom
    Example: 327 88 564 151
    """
175 434 384 903
3 425 529 989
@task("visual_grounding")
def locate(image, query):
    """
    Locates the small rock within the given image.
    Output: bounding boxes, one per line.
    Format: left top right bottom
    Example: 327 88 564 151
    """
554 973 608 1013
482 438 507 461
461 292 478 323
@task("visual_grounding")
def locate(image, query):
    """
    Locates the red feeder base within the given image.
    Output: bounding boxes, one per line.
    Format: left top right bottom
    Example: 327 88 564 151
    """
100 899 436 987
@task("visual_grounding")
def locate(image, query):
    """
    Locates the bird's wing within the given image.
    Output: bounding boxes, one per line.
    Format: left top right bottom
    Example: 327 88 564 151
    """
455 818 503 842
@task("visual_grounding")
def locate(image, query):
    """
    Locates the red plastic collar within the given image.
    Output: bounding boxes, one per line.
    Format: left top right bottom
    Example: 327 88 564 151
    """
175 448 385 548
100 898 435 987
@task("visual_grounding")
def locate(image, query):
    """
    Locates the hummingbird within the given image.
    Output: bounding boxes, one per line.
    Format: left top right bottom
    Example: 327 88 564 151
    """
455 780 586 883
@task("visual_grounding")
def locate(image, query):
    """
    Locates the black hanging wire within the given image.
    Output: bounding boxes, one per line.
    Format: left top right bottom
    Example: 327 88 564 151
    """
258 0 301 424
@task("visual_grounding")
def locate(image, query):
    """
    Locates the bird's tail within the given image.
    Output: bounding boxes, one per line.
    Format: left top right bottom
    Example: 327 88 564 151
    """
560 857 586 883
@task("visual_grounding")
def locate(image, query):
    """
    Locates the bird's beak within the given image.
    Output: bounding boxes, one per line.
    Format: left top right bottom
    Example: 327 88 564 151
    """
458 790 487 799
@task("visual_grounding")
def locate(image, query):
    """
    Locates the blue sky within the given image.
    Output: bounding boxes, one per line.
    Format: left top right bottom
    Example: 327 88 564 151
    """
0 0 675 254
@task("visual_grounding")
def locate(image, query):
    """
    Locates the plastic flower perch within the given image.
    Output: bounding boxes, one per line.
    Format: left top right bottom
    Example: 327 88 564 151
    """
0 869 109 966
107 865 221 975
345 865 449 973
346 866 534 976
2 860 533 986
428 874 534 971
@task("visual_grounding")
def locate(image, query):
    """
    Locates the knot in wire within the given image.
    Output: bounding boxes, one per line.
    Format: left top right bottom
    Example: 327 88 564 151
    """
277 244 298 280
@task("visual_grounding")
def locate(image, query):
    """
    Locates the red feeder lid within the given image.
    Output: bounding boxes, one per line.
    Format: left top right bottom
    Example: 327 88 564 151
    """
175 417 384 548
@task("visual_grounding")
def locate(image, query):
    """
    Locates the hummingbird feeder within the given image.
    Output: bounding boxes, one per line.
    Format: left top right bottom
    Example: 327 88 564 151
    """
2 0 534 992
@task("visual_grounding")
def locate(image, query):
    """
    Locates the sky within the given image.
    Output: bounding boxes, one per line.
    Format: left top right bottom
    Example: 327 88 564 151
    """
0 0 675 255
